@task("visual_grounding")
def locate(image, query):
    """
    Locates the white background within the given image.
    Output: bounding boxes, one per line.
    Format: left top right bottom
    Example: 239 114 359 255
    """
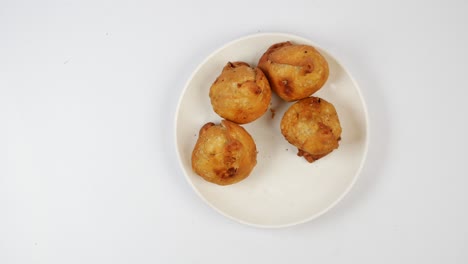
1 0 467 263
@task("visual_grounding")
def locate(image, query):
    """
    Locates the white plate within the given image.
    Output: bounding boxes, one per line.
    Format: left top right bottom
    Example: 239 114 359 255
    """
175 33 369 228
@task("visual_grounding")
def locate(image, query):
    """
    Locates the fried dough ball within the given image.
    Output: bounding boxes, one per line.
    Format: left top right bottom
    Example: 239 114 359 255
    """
209 62 271 124
191 120 257 185
258 41 329 102
280 97 342 163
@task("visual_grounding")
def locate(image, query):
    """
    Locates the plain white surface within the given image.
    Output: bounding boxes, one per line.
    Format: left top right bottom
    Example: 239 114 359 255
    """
176 33 369 227
1 0 467 263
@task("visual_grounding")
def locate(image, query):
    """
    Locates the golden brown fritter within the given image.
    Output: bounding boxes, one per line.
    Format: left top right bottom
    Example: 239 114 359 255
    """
209 62 272 124
258 42 329 102
191 120 257 185
280 97 342 163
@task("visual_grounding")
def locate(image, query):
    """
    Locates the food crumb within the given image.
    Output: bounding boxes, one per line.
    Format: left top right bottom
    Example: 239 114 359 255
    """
270 108 276 119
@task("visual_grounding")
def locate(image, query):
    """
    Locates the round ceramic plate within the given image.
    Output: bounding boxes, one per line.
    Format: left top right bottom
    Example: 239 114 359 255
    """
175 33 369 228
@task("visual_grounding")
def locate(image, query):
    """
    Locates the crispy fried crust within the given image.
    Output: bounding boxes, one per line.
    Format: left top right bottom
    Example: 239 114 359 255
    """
280 97 342 163
191 120 257 185
258 42 329 102
209 62 272 124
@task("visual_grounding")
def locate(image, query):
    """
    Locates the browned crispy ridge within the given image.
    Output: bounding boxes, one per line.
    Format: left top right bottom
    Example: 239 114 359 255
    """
258 41 329 102
209 62 272 124
280 97 342 163
191 120 257 185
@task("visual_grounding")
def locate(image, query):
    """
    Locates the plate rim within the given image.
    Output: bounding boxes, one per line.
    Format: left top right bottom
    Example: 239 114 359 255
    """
174 32 370 228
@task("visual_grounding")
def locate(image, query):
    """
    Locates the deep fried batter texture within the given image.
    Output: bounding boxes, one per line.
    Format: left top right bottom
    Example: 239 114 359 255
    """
191 120 257 185
258 41 329 102
280 97 342 163
209 62 271 124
